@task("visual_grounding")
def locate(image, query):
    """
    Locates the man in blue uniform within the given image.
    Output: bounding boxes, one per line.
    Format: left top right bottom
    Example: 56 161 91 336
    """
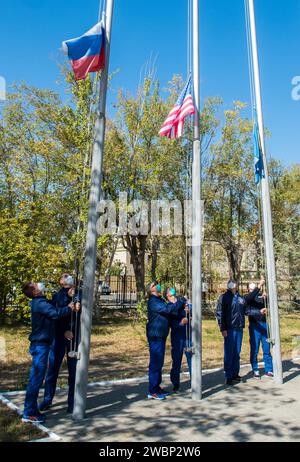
146 282 184 400
22 282 76 423
219 280 267 385
166 288 192 393
246 280 273 379
39 273 81 414
220 281 246 385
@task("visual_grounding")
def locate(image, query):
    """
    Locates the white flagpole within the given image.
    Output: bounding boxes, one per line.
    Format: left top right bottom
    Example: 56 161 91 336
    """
247 0 283 384
72 0 115 420
191 0 203 400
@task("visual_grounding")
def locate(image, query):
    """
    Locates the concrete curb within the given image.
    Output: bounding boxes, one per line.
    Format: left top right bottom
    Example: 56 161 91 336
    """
1 357 299 443
0 393 60 442
86 357 300 388
3 357 300 394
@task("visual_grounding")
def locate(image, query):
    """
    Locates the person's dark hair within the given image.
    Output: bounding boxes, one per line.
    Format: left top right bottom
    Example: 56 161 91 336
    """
22 283 36 299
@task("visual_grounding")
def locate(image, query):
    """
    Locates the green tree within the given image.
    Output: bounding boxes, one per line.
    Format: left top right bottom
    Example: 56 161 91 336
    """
204 102 258 281
269 161 300 300
104 77 187 295
0 74 96 317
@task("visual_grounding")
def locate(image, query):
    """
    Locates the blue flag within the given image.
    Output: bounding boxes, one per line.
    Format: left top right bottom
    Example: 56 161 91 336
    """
253 120 265 185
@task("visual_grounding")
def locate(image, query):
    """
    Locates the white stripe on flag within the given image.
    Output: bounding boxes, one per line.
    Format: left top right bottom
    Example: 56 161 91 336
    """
83 21 102 37
63 21 103 51
62 41 68 56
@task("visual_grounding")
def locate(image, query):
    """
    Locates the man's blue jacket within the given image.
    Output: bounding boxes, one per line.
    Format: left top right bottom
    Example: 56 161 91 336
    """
245 288 267 324
29 296 71 345
220 290 261 332
147 295 182 340
169 297 188 332
52 288 81 337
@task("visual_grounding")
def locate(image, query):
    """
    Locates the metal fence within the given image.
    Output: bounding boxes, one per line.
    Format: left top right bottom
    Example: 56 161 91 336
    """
2 275 299 321
95 274 300 316
96 275 137 311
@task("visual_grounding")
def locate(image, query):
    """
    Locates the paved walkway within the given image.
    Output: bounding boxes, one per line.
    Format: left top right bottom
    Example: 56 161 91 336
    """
4 359 300 442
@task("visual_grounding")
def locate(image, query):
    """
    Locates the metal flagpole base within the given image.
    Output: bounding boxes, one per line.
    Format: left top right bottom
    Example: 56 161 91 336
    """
68 351 81 359
184 347 194 354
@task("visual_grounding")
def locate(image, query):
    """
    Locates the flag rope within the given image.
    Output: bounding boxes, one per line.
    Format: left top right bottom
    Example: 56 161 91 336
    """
185 0 193 302
245 0 256 117
184 0 193 357
257 186 273 343
68 0 107 357
187 0 193 77
245 0 273 343
98 0 105 22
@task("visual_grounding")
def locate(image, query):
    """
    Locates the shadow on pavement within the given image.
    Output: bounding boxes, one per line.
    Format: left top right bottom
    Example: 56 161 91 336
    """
40 359 300 442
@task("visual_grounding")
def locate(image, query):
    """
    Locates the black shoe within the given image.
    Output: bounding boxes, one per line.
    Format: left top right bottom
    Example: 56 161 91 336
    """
67 407 74 414
232 375 242 383
172 387 180 393
38 401 52 412
158 387 170 396
226 379 234 386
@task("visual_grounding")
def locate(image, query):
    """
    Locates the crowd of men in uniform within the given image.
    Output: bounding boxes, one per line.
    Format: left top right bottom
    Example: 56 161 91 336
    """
146 279 273 400
21 275 81 423
20 274 273 421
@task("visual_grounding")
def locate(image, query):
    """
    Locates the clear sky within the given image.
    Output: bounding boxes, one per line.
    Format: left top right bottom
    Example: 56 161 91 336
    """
0 0 299 165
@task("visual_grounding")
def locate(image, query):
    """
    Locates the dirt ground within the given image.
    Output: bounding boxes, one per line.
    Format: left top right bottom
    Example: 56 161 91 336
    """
0 311 299 392
0 401 46 442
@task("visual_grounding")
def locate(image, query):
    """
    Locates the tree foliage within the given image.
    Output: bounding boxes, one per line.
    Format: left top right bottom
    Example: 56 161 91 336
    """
0 70 299 317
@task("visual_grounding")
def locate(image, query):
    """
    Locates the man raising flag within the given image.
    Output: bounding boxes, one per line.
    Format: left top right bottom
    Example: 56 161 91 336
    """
159 75 195 139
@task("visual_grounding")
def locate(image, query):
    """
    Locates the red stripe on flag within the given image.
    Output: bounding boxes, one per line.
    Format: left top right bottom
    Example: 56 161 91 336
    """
71 46 105 81
159 94 195 138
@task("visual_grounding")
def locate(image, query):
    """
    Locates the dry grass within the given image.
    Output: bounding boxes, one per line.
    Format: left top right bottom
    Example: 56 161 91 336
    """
0 402 46 442
0 324 32 391
1 311 298 443
0 312 300 391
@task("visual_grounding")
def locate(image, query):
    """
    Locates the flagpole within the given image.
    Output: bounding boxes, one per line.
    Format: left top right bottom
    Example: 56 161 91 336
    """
191 0 203 400
247 0 283 384
72 0 115 420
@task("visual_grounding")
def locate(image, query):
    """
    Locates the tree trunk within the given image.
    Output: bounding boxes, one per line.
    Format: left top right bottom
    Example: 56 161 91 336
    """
124 234 147 299
150 237 159 282
255 236 263 277
93 267 101 320
108 238 119 273
0 288 7 320
226 245 242 282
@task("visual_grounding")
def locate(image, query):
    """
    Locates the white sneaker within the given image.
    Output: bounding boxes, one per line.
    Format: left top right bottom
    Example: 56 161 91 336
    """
147 393 166 401
253 370 260 379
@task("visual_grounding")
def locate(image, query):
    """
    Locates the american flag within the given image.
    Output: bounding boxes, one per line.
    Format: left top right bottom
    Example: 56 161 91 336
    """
159 76 195 139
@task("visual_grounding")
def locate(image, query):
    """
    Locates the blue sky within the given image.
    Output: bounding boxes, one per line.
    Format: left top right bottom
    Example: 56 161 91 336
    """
0 0 299 165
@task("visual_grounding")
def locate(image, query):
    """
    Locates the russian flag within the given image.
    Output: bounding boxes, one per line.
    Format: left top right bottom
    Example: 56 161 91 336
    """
62 22 105 81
